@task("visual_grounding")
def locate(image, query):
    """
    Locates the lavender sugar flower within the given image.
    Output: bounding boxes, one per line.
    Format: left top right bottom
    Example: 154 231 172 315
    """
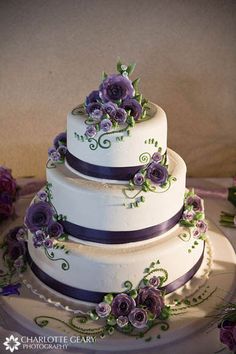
148 276 160 288
128 308 147 329
37 190 48 202
136 286 164 317
44 238 53 248
192 228 201 239
48 221 64 238
111 293 135 317
116 315 129 328
196 220 208 234
85 90 100 105
182 210 195 222
85 125 97 138
32 230 46 247
133 172 145 186
147 163 168 185
100 119 112 132
86 102 103 119
185 195 203 212
48 148 61 162
96 302 111 318
103 102 117 117
152 152 162 163
99 74 134 102
114 108 127 124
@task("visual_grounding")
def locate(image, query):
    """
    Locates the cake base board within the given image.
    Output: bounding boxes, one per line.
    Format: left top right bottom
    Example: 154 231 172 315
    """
0 220 235 353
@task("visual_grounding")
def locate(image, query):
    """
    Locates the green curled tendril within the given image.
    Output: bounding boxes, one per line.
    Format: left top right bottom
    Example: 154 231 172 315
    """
44 247 70 271
139 152 151 164
123 280 133 292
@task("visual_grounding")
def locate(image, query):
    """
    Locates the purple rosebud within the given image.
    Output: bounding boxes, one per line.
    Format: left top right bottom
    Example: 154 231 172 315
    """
147 163 168 185
86 102 103 119
44 238 53 248
57 145 67 157
99 74 134 102
192 228 201 239
25 201 53 232
96 302 111 318
85 125 97 138
128 308 147 329
103 102 118 117
47 221 64 238
53 132 67 149
182 210 195 222
37 190 48 202
0 283 21 296
111 293 136 317
100 119 112 132
85 90 101 105
116 315 129 328
148 276 160 288
136 286 164 317
114 108 127 124
48 148 61 162
219 321 236 352
152 152 162 163
196 220 208 234
122 98 142 121
185 195 203 212
133 172 145 186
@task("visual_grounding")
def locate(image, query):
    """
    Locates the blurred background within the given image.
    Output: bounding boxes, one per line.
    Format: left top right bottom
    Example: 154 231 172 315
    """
0 0 235 178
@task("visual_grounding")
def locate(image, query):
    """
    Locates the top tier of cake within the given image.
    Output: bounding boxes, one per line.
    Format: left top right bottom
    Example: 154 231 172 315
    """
66 103 167 181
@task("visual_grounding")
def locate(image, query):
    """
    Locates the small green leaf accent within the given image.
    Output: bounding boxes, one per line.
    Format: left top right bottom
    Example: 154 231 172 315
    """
107 314 116 326
104 293 113 304
127 63 136 76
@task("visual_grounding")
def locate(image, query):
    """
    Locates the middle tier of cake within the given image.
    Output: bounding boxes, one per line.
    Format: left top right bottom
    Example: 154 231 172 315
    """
46 148 186 244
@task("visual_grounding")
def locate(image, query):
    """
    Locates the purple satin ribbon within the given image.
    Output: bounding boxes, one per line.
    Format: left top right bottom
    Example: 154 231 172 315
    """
60 207 183 244
27 244 205 303
66 150 144 180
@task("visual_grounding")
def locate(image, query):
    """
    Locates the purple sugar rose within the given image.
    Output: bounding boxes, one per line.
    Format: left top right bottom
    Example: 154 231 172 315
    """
147 163 168 185
219 321 236 352
192 228 201 239
96 302 111 318
122 98 142 121
37 190 48 201
47 221 63 238
111 293 136 317
0 167 17 197
185 195 203 212
86 102 103 119
85 125 97 138
133 172 145 186
128 308 147 329
117 315 129 328
182 210 195 222
196 220 208 234
25 201 53 232
33 230 46 248
136 286 164 317
100 118 112 132
99 74 134 102
85 90 100 105
103 102 118 117
53 132 67 149
44 238 53 248
152 152 162 163
114 108 127 124
148 276 160 288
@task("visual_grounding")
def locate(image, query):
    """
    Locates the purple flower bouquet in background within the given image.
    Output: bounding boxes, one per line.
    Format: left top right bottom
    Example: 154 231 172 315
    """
0 166 18 222
216 302 236 352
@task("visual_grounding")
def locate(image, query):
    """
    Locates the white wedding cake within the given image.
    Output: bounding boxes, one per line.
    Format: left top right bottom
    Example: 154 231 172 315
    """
23 62 209 335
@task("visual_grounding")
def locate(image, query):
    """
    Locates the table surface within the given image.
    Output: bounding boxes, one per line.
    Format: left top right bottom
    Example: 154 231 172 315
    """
0 177 235 354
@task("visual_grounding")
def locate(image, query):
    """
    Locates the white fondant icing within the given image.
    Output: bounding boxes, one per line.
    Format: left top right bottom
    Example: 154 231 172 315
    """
67 103 167 168
46 148 186 233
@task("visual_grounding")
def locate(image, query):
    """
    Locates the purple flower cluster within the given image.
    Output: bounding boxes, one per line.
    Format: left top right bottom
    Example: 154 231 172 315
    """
25 195 64 249
219 320 236 352
133 151 168 188
0 167 17 221
3 226 27 272
96 280 166 330
182 192 208 238
48 132 67 163
84 70 143 137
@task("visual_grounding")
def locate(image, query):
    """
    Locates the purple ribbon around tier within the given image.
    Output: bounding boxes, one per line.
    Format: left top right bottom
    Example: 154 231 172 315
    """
66 150 144 180
60 207 183 244
27 244 205 303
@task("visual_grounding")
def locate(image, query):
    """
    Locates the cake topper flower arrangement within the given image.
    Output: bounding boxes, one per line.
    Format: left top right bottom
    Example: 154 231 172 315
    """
72 60 150 141
47 132 67 166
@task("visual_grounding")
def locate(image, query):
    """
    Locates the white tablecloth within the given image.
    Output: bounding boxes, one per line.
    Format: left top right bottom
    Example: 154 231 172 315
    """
0 178 235 354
